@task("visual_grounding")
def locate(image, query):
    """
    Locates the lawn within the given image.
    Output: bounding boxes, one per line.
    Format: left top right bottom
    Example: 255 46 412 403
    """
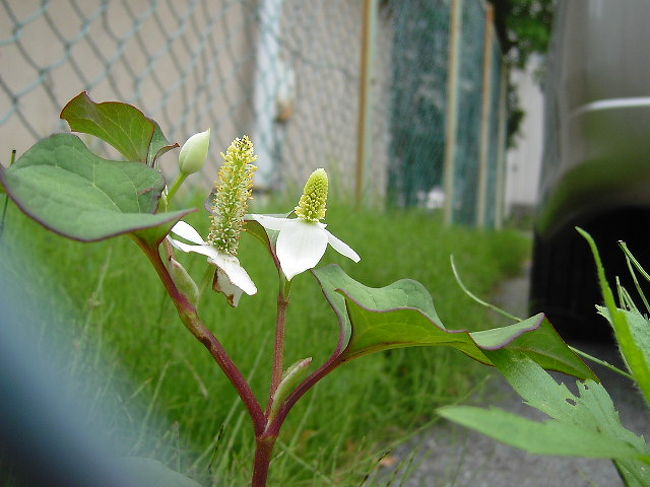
0 192 529 486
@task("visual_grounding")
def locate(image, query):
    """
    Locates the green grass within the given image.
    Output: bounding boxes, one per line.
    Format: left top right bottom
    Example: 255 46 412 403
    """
0 193 529 486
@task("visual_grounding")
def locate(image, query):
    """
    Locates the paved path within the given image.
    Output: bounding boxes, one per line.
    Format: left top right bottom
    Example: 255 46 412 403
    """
374 265 650 487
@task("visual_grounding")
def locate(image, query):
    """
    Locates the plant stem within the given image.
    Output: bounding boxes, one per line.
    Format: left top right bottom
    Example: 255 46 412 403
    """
266 276 291 416
251 435 277 487
167 172 188 203
270 289 289 398
135 237 265 434
269 355 343 436
450 255 522 322
569 345 633 380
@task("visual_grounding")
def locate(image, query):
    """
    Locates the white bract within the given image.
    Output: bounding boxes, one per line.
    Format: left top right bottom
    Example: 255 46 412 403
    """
246 214 360 281
168 220 257 306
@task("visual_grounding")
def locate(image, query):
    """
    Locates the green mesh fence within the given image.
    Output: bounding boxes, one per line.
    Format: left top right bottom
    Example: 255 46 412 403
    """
386 0 450 208
452 0 484 225
485 37 503 228
1 0 506 227
386 0 507 228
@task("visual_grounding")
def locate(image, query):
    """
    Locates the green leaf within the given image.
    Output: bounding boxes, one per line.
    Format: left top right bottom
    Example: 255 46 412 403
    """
579 227 650 405
439 350 650 471
0 134 193 242
244 217 277 256
60 91 178 165
598 305 650 408
438 406 648 460
242 213 291 265
312 265 596 380
269 357 312 422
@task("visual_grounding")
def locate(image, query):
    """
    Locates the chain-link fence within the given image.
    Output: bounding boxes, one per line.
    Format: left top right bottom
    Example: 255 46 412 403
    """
1 0 507 227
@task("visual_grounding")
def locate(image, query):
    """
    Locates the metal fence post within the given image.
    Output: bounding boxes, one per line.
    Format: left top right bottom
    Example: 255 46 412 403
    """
476 3 494 228
443 0 463 225
355 0 378 205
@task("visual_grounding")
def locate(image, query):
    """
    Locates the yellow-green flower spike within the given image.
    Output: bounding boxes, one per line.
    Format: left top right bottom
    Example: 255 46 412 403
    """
295 168 328 222
207 136 257 255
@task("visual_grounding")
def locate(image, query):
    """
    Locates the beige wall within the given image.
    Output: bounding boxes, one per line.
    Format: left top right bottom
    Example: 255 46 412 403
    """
273 0 392 198
1 1 257 164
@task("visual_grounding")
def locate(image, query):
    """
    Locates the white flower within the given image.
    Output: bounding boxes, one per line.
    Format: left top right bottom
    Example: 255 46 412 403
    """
246 214 360 281
168 220 257 306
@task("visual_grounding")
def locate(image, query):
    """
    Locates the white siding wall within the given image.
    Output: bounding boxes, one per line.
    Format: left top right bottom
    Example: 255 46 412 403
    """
505 56 544 214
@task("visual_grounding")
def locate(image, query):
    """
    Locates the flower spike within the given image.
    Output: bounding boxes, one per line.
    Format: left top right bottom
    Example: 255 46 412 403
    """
295 168 328 222
247 168 360 281
207 136 257 256
168 136 258 307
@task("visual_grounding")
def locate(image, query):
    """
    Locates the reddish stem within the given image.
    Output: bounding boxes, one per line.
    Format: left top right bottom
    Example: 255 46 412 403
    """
251 435 277 487
135 237 265 435
268 290 289 407
266 289 349 436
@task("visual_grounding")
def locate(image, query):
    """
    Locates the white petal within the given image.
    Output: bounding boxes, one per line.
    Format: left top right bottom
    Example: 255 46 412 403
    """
246 214 290 231
169 238 220 260
214 267 245 307
209 253 257 296
170 221 205 245
276 219 329 280
326 230 361 263
168 237 257 297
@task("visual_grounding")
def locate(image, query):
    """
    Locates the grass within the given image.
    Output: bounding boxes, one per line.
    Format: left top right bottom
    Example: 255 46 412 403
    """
0 191 529 486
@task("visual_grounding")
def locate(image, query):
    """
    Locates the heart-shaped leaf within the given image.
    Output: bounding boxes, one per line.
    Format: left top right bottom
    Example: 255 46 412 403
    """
312 265 596 380
439 350 650 482
60 91 178 165
0 134 193 242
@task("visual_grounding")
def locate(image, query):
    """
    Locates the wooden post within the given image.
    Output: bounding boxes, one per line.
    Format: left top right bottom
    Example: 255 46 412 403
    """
476 4 494 227
355 0 377 205
443 0 463 225
495 59 509 230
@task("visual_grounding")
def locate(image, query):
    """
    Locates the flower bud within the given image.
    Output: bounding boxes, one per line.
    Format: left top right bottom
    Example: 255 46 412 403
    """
168 257 200 305
179 128 210 174
295 168 328 222
269 357 312 421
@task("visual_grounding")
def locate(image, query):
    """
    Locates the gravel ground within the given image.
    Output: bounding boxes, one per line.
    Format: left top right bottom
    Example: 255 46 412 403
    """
371 264 650 487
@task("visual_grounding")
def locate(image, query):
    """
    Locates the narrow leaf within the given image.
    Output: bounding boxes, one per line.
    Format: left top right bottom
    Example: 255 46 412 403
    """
0 134 193 242
579 227 650 405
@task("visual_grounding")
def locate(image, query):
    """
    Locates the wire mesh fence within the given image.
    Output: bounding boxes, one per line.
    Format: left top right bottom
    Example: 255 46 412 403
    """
1 0 507 227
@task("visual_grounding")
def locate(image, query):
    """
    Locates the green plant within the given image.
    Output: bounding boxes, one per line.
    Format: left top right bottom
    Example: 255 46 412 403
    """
440 228 650 486
1 93 593 486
